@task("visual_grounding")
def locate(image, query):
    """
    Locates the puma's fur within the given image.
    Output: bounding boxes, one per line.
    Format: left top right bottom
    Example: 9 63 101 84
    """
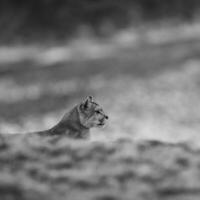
37 96 108 139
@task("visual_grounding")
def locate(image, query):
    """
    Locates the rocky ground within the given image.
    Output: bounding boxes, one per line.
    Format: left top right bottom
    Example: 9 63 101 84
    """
0 25 200 199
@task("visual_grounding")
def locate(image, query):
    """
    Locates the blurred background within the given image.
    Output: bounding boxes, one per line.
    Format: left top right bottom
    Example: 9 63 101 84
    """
1 0 200 144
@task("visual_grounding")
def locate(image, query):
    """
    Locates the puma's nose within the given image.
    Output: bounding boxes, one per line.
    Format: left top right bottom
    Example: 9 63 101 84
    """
105 115 109 120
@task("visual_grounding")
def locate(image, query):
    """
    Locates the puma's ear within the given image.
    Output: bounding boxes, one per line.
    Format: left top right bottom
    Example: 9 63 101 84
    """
81 96 93 110
88 95 93 102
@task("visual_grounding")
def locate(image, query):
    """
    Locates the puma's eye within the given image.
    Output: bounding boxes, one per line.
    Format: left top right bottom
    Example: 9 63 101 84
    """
95 110 101 114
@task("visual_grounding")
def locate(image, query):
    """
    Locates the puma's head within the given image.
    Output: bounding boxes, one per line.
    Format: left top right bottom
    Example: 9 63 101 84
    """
79 96 109 129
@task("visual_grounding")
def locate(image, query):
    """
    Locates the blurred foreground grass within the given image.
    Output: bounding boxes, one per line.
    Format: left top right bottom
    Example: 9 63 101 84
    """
0 23 200 145
1 135 200 200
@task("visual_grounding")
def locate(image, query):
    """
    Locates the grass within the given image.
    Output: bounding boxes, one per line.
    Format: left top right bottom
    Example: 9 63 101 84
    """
1 23 200 200
0 23 200 145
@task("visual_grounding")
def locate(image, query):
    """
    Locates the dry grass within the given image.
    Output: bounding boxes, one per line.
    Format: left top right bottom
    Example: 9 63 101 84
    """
1 24 200 199
1 25 200 145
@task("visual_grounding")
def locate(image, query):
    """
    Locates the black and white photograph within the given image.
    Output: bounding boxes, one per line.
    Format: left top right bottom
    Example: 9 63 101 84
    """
0 1 200 200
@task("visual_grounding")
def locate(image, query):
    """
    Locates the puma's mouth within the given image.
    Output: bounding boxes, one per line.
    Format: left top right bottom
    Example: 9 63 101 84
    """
97 117 108 127
97 122 105 126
